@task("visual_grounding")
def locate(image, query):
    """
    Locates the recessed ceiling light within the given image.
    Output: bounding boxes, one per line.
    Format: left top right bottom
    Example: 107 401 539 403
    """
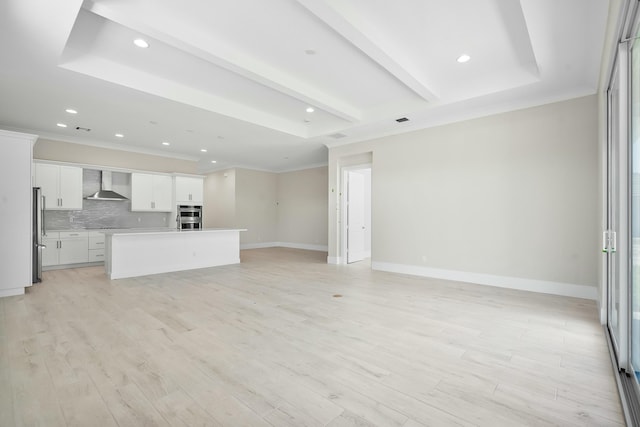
56 123 67 128
211 160 217 163
306 107 315 113
457 54 471 63
162 141 170 146
200 149 207 152
115 133 124 138
134 38 149 48
65 109 77 114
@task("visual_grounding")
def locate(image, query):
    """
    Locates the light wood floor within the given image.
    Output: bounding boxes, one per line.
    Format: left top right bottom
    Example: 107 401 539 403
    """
0 248 624 426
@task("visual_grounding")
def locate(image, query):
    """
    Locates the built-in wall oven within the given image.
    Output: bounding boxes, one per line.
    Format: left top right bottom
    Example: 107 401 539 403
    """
176 205 202 230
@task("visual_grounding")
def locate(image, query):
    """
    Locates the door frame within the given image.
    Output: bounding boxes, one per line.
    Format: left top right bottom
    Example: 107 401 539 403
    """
606 47 630 370
603 2 640 423
341 163 372 265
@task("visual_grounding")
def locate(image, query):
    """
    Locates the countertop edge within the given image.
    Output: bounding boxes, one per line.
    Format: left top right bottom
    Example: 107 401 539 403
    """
104 228 247 236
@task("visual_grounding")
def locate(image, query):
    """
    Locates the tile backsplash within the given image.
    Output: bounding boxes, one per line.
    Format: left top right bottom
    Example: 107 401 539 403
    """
44 169 172 230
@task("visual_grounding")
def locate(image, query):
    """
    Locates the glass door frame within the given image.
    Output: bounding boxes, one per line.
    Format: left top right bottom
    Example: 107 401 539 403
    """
607 45 631 373
605 2 640 423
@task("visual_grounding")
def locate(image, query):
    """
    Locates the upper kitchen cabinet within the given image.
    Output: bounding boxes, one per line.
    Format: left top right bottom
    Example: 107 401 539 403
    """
34 163 83 210
131 172 172 211
174 175 204 204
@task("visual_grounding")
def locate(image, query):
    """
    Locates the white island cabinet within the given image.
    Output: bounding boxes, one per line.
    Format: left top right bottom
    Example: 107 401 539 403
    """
131 173 172 211
104 228 246 279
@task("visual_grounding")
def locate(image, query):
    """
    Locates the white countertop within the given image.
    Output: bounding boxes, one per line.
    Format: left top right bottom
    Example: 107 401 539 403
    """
102 228 247 236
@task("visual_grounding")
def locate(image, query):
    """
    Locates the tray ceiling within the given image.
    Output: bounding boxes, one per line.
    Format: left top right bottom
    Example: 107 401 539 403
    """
0 0 611 172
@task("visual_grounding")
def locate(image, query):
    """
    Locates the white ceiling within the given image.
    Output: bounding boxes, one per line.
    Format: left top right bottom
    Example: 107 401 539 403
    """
0 0 611 173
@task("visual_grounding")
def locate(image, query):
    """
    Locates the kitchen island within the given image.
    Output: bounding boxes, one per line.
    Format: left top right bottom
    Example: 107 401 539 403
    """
103 228 246 279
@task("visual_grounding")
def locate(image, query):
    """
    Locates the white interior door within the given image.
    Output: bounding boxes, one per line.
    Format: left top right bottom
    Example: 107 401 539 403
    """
347 171 366 263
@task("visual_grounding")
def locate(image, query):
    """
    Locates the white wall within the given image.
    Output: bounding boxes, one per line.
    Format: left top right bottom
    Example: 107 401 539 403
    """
360 168 372 256
205 166 328 249
203 169 236 228
277 166 328 250
34 139 198 174
328 96 599 299
235 168 278 245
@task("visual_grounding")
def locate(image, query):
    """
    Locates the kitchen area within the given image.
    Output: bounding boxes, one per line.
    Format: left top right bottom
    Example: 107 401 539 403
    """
35 167 173 272
32 159 244 283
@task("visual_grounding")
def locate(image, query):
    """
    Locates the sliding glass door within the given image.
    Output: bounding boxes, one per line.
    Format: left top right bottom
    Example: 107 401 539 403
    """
630 25 640 387
606 13 640 422
608 62 624 365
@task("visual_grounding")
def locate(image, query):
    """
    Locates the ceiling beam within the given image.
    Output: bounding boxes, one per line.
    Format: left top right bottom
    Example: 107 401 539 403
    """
84 1 363 124
294 0 439 103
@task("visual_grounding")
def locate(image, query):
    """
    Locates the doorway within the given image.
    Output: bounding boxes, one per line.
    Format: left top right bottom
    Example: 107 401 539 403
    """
342 166 371 264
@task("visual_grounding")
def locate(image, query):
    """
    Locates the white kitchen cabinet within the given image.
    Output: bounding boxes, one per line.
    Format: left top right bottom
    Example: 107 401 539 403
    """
0 130 35 297
43 231 89 266
175 176 204 204
88 231 105 262
42 233 59 267
131 173 172 211
59 231 90 264
35 163 83 210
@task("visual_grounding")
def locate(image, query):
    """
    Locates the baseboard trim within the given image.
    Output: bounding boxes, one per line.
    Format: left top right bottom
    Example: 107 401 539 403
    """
43 261 104 271
278 242 328 252
0 287 25 298
240 242 278 250
327 256 342 265
240 242 328 252
372 261 598 300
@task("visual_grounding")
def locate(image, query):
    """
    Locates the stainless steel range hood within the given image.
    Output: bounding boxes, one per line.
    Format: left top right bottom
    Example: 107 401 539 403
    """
85 171 128 201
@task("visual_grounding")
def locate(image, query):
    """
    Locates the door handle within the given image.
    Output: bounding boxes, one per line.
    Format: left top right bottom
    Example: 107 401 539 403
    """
41 195 46 236
611 231 617 253
603 230 617 253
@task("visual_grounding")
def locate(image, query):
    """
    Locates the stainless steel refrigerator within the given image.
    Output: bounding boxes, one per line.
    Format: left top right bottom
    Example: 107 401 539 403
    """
32 187 44 283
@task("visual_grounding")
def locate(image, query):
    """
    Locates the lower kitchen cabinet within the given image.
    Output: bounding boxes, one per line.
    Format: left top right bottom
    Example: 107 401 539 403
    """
42 235 60 267
42 231 92 267
88 231 105 262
